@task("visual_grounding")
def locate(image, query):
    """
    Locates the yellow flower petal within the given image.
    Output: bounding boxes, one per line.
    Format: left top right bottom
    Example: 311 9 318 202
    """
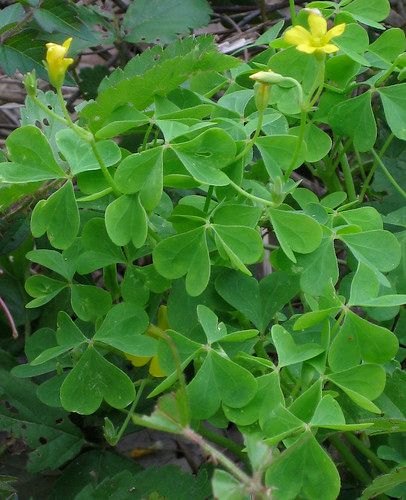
283 25 312 46
308 13 327 38
149 356 166 378
297 43 317 54
322 43 340 54
126 354 151 367
325 23 346 42
62 37 73 50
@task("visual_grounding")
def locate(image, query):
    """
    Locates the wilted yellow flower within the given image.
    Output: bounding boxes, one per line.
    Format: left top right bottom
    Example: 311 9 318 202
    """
126 305 168 378
45 37 74 88
283 13 345 54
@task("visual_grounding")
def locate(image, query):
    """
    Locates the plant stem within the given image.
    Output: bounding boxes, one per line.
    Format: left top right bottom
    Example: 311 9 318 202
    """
56 88 92 141
234 110 264 163
345 433 390 475
229 179 274 206
371 148 406 200
76 187 113 202
289 0 297 24
204 185 214 213
197 424 248 464
285 110 307 179
375 60 398 87
142 121 154 151
329 434 371 486
340 147 357 202
113 379 147 445
359 134 394 202
89 141 122 197
32 95 68 126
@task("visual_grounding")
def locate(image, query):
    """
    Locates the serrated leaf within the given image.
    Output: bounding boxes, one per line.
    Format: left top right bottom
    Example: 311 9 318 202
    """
123 0 212 44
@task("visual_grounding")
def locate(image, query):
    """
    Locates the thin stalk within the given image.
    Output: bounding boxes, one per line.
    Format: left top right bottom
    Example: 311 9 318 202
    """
183 427 268 496
32 95 68 126
285 110 307 179
359 134 394 202
56 88 91 141
90 141 122 197
375 60 398 87
204 185 214 213
197 424 248 464
371 149 406 200
234 110 264 163
329 434 371 486
76 187 113 202
229 179 274 206
289 0 297 25
340 148 356 202
142 121 154 151
113 379 147 445
345 433 390 475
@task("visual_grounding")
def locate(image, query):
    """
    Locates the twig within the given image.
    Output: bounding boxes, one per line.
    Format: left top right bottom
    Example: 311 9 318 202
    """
0 296 18 339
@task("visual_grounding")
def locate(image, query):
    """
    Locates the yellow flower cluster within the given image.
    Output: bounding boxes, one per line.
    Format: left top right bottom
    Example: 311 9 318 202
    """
284 13 345 54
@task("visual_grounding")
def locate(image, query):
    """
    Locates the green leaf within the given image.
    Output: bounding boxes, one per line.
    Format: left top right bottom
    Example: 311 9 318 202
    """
338 206 383 231
215 270 299 332
262 404 305 444
269 208 323 262
378 84 406 140
26 249 74 281
105 194 148 248
224 372 284 426
310 395 372 431
31 181 80 250
328 92 376 152
334 23 370 64
271 325 324 367
342 0 390 24
213 224 263 274
95 106 150 139
153 227 210 296
209 350 257 408
77 218 126 274
114 147 164 211
56 312 87 346
55 129 121 175
0 370 84 474
60 347 135 415
172 128 234 186
70 284 112 322
81 37 238 133
265 432 340 500
197 305 227 344
0 125 65 182
340 229 401 285
123 0 212 44
291 123 332 163
94 302 152 356
298 230 339 295
328 310 398 371
25 275 66 308
361 467 406 500
0 4 24 32
212 204 262 228
327 364 386 413
212 470 248 500
348 261 380 305
187 354 221 420
368 28 406 64
30 345 78 366
256 135 307 179
0 30 48 79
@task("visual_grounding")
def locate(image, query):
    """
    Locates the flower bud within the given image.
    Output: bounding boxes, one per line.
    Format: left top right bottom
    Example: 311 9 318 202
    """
254 82 270 112
45 38 74 89
250 70 285 85
23 71 37 98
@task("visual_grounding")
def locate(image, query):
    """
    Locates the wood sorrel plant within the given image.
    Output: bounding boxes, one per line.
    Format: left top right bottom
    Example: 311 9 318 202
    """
1 1 406 498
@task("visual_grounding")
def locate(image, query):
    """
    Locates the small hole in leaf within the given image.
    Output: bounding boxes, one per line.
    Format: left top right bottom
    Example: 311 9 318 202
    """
43 118 49 126
39 437 48 444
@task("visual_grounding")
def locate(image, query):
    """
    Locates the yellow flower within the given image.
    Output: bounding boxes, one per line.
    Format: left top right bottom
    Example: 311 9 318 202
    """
45 37 74 88
283 13 345 54
126 305 168 378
